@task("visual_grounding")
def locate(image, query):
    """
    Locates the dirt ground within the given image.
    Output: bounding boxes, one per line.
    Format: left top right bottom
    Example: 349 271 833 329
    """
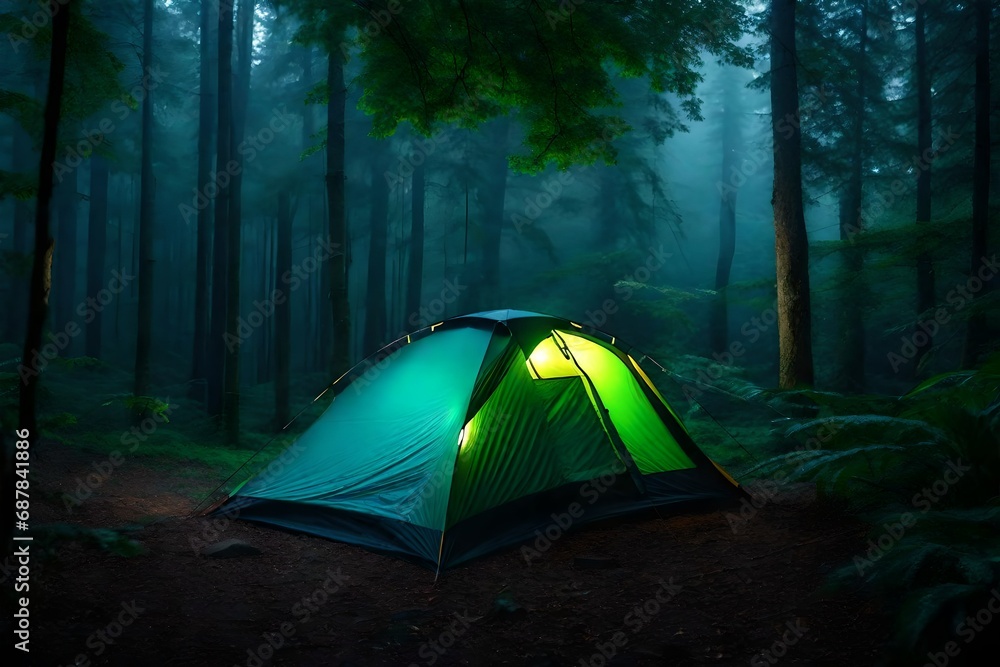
15 441 891 667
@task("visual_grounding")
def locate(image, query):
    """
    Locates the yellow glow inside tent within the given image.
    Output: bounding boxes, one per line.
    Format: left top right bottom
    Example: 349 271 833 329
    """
525 335 577 379
525 331 695 473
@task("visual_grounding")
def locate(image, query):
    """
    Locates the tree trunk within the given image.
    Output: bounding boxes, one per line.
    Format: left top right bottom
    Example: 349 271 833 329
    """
364 155 389 354
275 192 291 426
85 154 108 358
710 72 740 356
835 1 867 392
480 118 510 309
913 1 935 372
301 47 328 371
209 0 234 417
327 39 350 377
224 0 253 443
133 0 156 399
963 0 990 367
769 0 814 388
191 0 216 400
5 124 33 344
53 168 77 345
20 0 71 437
406 162 425 322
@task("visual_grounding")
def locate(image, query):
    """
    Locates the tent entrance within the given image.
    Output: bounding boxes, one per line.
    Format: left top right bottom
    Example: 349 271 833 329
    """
525 331 696 474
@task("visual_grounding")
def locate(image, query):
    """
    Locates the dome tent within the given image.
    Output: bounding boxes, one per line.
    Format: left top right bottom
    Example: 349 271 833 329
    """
216 310 744 571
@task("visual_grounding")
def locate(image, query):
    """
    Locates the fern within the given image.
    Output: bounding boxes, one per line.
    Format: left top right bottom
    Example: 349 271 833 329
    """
101 394 172 421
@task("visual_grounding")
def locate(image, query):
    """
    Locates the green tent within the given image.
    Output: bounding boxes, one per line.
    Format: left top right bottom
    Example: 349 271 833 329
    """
219 310 743 570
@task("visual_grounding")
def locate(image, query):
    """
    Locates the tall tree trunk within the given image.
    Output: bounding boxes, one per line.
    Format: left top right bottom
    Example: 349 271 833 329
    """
223 0 253 443
769 0 814 388
20 0 72 437
191 0 216 400
406 162 425 321
327 38 350 377
85 155 108 358
54 168 77 346
301 47 328 371
835 0 867 392
480 118 510 309
710 72 740 356
133 0 156 399
209 0 234 417
913 1 935 372
364 155 389 354
963 0 991 367
6 124 33 344
275 192 291 426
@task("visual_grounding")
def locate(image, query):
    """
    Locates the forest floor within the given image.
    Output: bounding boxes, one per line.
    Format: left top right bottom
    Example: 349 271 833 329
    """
21 439 891 667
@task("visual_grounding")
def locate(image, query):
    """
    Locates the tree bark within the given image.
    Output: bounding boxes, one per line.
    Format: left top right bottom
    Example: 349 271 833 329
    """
963 0 990 367
275 192 291 426
133 0 156 399
85 154 108 358
835 1 867 392
406 162 425 322
53 168 77 345
327 39 350 377
710 71 740 356
191 0 216 400
20 0 72 436
209 0 234 417
5 123 33 344
913 1 935 372
364 155 389 354
769 0 814 388
223 0 253 443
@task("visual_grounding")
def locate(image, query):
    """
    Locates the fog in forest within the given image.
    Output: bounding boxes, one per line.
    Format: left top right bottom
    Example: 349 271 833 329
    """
1 2 998 664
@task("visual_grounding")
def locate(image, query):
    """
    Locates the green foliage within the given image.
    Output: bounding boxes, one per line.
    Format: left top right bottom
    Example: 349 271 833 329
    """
40 411 78 430
52 355 105 371
285 0 752 172
743 355 1000 662
32 522 145 559
101 394 173 421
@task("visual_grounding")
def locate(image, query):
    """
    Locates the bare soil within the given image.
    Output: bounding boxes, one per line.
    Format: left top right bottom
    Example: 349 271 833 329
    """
16 441 890 666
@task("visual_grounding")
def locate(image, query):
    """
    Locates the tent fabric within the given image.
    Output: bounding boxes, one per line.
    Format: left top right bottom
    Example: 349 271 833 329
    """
219 309 744 570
